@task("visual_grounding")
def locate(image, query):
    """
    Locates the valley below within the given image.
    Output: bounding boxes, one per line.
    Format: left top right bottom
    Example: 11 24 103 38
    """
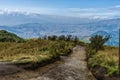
0 19 120 46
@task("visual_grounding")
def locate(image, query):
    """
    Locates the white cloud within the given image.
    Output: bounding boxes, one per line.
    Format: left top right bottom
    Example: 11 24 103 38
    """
114 5 120 8
0 5 120 19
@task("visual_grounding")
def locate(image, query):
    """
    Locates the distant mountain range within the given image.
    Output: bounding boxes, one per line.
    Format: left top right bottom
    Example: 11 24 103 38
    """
0 10 120 46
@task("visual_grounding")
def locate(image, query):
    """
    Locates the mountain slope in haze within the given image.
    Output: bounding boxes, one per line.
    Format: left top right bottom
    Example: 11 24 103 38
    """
12 18 120 37
0 21 119 46
0 10 120 46
91 31 109 36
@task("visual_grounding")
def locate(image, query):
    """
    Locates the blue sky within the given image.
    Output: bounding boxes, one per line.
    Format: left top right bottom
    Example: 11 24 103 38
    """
0 0 120 8
0 0 120 19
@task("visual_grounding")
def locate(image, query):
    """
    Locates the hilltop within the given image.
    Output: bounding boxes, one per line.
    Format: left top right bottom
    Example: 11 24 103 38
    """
0 30 24 42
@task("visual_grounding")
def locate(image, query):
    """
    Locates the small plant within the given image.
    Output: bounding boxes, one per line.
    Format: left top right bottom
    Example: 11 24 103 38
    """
89 35 110 52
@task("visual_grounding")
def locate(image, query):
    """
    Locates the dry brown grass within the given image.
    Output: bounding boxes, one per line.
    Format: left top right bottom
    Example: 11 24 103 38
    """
0 39 74 63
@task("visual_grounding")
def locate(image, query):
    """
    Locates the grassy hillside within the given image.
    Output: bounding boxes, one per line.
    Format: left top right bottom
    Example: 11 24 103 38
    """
87 46 119 79
0 30 82 65
0 39 75 63
0 30 24 42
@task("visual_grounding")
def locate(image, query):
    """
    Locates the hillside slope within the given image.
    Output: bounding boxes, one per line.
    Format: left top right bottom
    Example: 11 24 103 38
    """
0 18 120 46
0 30 24 42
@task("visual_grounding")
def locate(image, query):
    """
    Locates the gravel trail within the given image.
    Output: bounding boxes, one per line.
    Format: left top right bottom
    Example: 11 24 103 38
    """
0 46 96 80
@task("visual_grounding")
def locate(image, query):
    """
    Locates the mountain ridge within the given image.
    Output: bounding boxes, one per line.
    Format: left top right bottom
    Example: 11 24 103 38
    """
0 11 120 46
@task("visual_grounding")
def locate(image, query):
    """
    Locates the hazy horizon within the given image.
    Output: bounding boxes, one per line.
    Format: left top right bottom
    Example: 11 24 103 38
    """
0 0 120 19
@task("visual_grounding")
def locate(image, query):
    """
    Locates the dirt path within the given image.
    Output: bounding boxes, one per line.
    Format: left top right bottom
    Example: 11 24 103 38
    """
0 62 22 76
0 46 96 80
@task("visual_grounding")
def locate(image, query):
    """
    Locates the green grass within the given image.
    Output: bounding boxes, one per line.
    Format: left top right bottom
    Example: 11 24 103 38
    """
88 46 119 76
0 39 75 64
0 30 24 42
0 30 83 68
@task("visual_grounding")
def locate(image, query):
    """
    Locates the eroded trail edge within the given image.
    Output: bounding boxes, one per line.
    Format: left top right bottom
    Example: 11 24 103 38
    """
0 46 96 80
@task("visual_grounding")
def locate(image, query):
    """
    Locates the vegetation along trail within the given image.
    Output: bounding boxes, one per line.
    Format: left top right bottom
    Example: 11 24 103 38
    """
0 46 95 80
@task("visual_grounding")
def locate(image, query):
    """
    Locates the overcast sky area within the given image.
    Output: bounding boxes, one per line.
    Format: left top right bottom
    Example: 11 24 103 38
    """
0 0 120 19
